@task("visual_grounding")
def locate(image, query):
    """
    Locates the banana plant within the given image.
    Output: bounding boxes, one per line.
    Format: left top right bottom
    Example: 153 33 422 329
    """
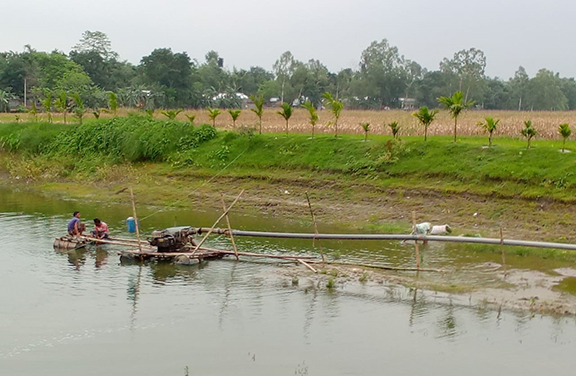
478 117 500 147
250 95 265 134
437 91 475 142
276 103 293 135
559 123 571 152
207 107 221 127
228 109 241 128
413 106 438 141
108 92 119 117
301 101 318 138
323 92 343 138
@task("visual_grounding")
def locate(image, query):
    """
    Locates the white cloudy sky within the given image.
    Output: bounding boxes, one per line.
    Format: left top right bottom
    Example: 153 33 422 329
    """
2 0 576 79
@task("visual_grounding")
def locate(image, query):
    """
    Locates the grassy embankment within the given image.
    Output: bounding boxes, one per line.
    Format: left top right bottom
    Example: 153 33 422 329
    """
1 116 576 253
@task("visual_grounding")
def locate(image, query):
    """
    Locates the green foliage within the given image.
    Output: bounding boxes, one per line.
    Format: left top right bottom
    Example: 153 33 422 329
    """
0 88 16 112
437 91 475 142
108 92 118 116
521 120 537 149
413 106 438 141
54 91 68 124
250 94 265 134
228 109 241 128
70 93 86 124
161 109 182 120
388 121 401 139
276 102 293 134
323 92 343 137
558 123 571 152
207 107 222 128
28 101 39 122
40 91 53 123
302 101 319 138
477 117 500 147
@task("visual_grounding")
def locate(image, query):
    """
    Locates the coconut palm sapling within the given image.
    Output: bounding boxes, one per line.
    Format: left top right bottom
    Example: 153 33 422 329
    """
302 101 318 138
276 102 293 135
478 117 500 147
559 123 571 152
437 91 475 142
413 106 438 141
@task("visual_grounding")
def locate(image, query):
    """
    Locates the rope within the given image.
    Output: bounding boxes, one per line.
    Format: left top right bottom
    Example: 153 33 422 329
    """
138 146 250 222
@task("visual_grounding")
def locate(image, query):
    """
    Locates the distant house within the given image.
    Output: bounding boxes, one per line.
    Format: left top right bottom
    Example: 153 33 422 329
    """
399 97 417 110
212 92 252 109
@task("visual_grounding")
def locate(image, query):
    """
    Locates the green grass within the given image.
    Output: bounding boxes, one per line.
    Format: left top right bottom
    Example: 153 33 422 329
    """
1 120 575 201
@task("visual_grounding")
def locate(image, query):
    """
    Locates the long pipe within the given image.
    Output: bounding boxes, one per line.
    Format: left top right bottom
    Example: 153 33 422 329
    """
193 227 576 251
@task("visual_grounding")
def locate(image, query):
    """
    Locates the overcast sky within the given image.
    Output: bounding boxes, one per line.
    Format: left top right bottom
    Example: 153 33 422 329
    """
3 0 576 79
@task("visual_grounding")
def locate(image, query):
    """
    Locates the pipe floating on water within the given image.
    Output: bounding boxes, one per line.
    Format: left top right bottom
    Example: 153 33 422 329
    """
192 227 576 251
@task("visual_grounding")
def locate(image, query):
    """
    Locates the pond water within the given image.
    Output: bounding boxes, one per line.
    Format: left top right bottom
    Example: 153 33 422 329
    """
1 187 575 376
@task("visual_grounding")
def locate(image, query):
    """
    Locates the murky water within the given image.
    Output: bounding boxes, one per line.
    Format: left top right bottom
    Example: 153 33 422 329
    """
1 187 575 376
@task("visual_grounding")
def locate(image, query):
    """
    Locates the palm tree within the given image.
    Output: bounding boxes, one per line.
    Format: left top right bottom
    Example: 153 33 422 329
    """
40 91 53 123
185 114 196 125
54 91 68 124
559 123 571 152
413 106 438 141
388 122 401 140
301 101 318 138
360 122 370 142
521 120 537 149
250 94 264 134
276 102 293 135
207 107 221 127
478 117 500 147
437 91 475 142
323 92 343 138
228 109 241 129
161 109 182 120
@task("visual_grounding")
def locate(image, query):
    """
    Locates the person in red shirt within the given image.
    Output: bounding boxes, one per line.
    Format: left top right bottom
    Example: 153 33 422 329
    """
92 218 110 239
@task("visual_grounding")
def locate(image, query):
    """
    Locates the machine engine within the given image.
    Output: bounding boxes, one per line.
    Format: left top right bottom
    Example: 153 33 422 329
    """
149 226 196 252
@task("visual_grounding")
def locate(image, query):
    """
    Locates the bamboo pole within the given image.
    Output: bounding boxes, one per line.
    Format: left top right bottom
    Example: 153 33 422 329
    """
220 193 239 260
305 191 325 263
191 189 244 255
298 259 317 273
110 236 150 244
412 211 421 270
129 188 143 253
500 227 507 277
84 236 153 248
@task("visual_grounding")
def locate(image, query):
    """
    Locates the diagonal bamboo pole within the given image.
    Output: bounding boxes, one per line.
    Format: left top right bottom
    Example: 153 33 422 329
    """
412 211 420 270
305 191 325 263
191 189 244 256
221 193 239 260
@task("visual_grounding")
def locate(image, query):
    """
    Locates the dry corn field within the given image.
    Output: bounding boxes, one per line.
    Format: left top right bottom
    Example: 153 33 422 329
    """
3 109 576 139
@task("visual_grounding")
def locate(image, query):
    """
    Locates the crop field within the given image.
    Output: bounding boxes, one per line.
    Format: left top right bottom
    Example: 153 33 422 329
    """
1 109 576 139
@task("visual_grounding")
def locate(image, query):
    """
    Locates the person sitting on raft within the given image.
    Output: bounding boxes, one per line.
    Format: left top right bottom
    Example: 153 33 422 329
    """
91 218 110 239
67 211 86 236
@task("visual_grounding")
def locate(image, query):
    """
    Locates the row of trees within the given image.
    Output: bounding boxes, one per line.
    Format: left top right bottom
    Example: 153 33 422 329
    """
2 32 576 111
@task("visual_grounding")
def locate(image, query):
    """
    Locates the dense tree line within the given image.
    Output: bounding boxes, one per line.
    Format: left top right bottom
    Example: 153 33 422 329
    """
1 31 576 111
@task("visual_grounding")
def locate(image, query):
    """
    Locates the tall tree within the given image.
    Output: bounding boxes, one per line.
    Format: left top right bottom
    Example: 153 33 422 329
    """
440 48 487 102
437 91 475 142
273 51 296 103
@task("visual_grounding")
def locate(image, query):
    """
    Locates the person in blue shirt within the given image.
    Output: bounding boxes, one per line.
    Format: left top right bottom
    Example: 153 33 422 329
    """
67 211 86 236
